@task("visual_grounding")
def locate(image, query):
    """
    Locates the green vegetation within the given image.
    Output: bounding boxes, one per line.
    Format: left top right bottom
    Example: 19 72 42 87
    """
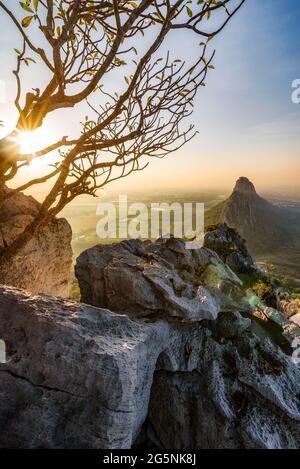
252 280 275 304
239 271 277 307
204 223 221 233
239 271 266 290
205 200 230 227
71 276 81 302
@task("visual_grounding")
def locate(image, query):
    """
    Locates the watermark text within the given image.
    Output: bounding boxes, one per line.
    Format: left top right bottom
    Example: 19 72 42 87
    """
291 79 300 104
96 195 204 249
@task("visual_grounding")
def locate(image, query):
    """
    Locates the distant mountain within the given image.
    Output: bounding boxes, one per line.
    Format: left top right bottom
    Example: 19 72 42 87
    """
205 177 300 255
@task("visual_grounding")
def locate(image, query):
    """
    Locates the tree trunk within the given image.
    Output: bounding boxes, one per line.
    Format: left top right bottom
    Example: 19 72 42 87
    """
0 130 74 281
0 152 71 272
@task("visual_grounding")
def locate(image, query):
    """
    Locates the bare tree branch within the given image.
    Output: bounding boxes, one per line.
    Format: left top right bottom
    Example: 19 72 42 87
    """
0 0 246 263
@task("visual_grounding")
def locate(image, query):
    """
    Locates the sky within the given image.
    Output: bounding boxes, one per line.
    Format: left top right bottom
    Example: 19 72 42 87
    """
0 0 299 197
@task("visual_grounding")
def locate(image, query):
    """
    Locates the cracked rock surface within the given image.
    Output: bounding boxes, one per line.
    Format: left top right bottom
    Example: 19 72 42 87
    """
148 317 300 449
76 238 249 321
0 286 169 448
0 285 299 449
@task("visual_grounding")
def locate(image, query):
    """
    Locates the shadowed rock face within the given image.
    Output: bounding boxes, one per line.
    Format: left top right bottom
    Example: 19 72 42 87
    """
0 186 72 297
204 223 254 274
0 286 299 449
148 316 300 449
233 177 257 196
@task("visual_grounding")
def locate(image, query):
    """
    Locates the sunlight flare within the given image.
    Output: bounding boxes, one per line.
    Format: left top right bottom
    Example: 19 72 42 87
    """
15 127 53 155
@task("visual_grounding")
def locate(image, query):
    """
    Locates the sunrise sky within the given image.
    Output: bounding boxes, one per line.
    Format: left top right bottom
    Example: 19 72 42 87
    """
0 0 299 196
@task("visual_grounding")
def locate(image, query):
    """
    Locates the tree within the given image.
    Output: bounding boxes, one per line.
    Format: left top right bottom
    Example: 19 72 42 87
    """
0 0 245 265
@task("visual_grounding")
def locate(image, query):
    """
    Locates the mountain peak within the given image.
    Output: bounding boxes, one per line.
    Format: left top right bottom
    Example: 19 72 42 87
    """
233 177 257 196
205 176 299 256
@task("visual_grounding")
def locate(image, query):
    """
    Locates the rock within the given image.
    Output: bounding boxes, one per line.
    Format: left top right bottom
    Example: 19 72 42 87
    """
276 291 300 327
148 316 300 449
204 223 254 274
0 186 72 297
256 306 300 348
277 291 300 319
0 286 299 449
0 286 169 449
291 313 300 326
214 310 252 339
76 238 249 322
233 176 257 195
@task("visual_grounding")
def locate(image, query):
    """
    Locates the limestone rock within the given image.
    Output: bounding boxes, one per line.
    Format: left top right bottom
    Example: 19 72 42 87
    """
256 306 300 348
291 314 300 326
233 176 257 195
0 286 169 449
0 187 72 297
148 313 300 449
0 287 299 449
204 223 254 274
76 238 249 321
277 291 300 319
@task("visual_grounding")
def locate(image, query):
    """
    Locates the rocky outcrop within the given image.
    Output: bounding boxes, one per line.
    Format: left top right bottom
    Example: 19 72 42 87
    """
0 286 169 449
277 291 300 325
204 223 254 274
233 176 257 195
75 238 250 322
0 286 299 449
148 314 300 449
0 187 72 297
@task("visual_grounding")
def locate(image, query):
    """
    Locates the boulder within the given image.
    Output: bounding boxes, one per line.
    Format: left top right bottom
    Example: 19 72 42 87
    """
0 186 72 297
0 286 299 449
75 238 249 322
0 286 169 448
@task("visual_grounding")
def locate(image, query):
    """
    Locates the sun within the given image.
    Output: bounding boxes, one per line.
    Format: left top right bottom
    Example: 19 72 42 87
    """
16 127 54 155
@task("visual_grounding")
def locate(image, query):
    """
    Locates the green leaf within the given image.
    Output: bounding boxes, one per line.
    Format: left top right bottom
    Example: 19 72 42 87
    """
186 6 193 18
19 2 34 13
33 0 39 11
25 57 36 64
